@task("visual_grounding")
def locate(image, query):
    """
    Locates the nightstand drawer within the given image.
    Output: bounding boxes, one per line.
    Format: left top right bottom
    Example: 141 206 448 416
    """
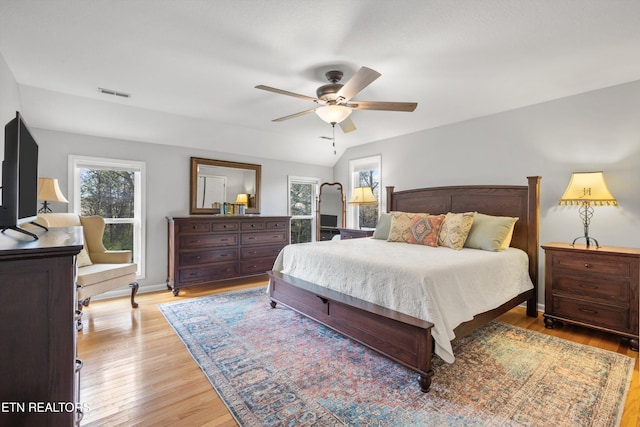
553 275 630 303
553 254 630 277
552 296 630 331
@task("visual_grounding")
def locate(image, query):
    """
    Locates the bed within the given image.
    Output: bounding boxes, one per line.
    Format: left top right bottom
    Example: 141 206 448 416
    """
267 176 540 392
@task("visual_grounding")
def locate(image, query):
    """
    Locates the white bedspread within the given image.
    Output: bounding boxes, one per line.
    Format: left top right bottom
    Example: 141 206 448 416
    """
271 238 533 363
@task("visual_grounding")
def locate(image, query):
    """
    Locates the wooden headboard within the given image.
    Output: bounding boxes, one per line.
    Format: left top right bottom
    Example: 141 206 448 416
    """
386 176 541 314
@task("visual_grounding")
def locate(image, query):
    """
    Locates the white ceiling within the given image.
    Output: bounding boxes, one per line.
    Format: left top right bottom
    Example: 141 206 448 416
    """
2 1 640 167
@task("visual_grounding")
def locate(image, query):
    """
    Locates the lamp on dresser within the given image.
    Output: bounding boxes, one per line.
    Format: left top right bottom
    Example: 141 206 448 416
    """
559 171 617 248
37 177 69 213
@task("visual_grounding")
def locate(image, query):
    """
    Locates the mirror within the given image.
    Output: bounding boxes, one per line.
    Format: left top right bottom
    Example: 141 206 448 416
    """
190 157 261 215
317 182 346 241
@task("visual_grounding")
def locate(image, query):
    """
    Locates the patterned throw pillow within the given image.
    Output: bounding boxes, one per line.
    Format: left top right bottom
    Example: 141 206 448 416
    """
438 212 475 250
387 211 444 247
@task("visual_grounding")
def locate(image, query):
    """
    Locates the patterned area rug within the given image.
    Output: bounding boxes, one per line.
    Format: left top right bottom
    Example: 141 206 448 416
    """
158 288 634 427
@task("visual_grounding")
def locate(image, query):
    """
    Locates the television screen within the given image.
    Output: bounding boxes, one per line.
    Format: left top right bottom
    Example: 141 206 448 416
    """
320 214 338 228
0 112 39 230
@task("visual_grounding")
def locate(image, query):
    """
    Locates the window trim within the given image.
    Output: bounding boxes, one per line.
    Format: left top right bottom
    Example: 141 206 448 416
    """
68 155 146 279
288 176 319 243
348 155 382 228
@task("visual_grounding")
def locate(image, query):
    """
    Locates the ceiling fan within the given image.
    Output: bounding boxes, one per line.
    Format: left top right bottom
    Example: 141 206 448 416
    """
255 66 418 133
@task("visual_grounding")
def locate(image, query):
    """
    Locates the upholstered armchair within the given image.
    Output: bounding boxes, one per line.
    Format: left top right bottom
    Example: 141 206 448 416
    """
37 213 139 329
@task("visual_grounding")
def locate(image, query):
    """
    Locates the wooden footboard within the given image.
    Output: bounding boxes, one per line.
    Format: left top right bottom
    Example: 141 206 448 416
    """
268 270 435 392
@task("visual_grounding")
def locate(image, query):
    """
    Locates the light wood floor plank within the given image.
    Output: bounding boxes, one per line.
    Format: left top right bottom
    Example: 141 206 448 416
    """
77 281 639 426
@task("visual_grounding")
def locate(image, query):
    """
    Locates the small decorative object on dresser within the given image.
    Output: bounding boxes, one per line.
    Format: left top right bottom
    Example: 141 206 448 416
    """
167 216 290 296
542 242 639 351
338 228 374 239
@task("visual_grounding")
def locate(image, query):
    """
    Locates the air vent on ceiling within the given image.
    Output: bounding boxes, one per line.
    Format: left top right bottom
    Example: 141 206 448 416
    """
98 87 131 98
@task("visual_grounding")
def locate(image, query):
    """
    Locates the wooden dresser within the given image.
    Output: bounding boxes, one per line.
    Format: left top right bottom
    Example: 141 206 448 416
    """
167 216 290 295
542 242 639 351
0 227 84 426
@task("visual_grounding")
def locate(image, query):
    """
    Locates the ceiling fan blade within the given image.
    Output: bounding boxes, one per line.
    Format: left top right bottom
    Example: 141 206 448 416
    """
336 66 381 103
339 117 357 133
255 85 319 103
345 100 417 112
272 108 317 122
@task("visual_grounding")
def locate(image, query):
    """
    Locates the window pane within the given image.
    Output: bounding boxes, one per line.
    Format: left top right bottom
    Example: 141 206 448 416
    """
290 183 313 216
103 223 134 253
357 169 379 228
80 168 135 218
290 218 312 244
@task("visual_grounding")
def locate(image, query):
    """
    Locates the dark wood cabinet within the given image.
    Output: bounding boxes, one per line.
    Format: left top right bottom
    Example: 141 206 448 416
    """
338 228 374 240
167 216 290 295
0 227 84 426
542 242 639 351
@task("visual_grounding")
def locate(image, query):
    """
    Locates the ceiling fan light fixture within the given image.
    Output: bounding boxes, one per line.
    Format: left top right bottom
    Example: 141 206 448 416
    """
315 105 352 124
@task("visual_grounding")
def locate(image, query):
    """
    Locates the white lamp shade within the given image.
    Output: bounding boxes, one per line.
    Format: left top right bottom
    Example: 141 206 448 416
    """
37 177 69 203
559 171 617 206
315 105 352 124
348 187 377 206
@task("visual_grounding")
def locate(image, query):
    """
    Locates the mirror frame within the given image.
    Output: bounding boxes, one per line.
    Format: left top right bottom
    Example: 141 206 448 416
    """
190 157 262 215
316 182 346 241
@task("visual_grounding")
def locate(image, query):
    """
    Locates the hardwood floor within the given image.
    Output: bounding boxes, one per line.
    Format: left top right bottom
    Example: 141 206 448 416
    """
77 281 639 426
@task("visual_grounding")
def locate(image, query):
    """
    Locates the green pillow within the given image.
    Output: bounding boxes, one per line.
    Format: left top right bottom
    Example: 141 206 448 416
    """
372 213 392 240
464 213 518 251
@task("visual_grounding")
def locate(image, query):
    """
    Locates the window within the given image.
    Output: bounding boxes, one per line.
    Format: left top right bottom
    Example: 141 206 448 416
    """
288 176 319 244
349 155 381 229
69 156 145 278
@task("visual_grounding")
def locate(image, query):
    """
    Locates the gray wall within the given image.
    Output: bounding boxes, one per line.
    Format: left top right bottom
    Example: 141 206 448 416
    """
334 80 640 306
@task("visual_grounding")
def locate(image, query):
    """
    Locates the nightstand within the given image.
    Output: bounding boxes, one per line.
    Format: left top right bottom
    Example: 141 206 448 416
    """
338 228 374 239
542 242 639 351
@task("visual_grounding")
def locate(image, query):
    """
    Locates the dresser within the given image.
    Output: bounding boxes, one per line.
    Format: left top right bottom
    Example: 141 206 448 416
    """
0 227 84 426
167 216 290 295
542 242 639 351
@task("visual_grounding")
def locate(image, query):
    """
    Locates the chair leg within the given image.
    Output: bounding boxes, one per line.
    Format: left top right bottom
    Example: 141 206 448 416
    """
130 282 139 308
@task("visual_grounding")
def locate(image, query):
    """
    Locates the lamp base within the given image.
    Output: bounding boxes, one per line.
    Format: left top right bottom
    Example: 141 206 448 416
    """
38 201 53 214
571 235 600 249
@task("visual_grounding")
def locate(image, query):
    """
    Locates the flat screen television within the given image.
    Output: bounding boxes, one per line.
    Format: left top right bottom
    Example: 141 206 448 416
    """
0 112 41 239
320 214 338 228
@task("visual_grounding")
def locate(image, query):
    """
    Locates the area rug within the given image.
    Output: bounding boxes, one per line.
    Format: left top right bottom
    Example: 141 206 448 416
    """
158 288 634 427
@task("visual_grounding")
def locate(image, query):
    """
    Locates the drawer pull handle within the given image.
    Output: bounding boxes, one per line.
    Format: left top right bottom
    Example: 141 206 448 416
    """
584 263 592 268
193 256 201 259
221 238 228 242
579 284 597 289
579 308 598 315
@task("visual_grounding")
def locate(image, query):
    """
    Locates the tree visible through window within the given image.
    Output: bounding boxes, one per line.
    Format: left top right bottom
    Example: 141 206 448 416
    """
80 169 135 251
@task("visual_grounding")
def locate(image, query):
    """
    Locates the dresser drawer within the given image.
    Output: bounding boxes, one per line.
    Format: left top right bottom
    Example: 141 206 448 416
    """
180 234 238 248
552 275 630 304
177 221 211 233
211 221 239 232
179 262 238 283
239 259 276 275
553 254 631 277
241 221 265 231
241 245 284 260
552 296 631 331
179 248 238 266
241 231 288 246
266 219 289 230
